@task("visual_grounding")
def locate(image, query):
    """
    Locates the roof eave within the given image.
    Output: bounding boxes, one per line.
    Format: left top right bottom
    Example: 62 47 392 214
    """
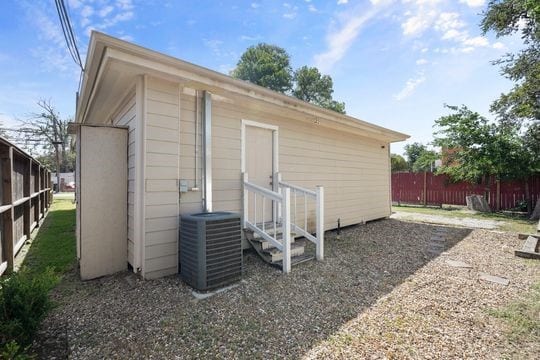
78 31 410 142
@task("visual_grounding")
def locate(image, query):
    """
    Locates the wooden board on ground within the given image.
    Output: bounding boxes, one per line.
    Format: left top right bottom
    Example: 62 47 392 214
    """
515 235 540 260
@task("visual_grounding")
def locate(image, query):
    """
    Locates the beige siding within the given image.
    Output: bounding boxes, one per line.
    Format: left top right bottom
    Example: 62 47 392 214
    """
147 84 391 278
211 99 391 230
144 77 180 279
178 90 204 215
112 93 136 267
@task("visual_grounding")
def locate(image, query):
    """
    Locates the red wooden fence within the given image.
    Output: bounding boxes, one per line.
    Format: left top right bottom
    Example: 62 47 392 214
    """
392 172 540 211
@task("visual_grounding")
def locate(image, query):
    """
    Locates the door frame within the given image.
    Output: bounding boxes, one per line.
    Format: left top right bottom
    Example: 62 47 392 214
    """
241 119 279 189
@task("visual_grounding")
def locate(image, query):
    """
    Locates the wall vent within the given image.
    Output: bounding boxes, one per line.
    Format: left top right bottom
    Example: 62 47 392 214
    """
179 212 242 291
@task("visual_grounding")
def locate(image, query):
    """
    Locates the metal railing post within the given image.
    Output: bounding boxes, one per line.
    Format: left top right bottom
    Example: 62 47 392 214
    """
316 186 324 261
242 172 248 228
282 187 291 273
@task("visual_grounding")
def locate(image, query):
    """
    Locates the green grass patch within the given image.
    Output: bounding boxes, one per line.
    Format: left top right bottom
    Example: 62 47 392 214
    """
488 282 540 342
392 205 536 233
1 198 76 358
22 198 77 277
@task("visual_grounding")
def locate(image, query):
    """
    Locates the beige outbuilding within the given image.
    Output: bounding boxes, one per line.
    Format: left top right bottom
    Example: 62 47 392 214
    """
74 32 409 280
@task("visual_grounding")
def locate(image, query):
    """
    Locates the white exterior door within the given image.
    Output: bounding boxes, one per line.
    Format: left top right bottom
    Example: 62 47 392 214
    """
245 125 274 223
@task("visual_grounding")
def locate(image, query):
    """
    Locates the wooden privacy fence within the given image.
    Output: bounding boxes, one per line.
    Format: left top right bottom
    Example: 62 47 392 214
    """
0 137 52 276
392 172 540 211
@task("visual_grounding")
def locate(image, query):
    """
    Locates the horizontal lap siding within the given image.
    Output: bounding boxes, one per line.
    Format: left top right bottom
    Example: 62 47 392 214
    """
212 99 390 231
144 77 180 279
112 93 136 267
178 91 203 214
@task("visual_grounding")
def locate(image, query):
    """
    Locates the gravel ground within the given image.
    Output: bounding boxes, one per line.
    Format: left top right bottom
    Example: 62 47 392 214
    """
33 219 539 359
391 211 506 229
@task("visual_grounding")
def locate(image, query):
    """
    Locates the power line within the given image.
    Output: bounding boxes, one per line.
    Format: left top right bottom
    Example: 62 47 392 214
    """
54 0 84 71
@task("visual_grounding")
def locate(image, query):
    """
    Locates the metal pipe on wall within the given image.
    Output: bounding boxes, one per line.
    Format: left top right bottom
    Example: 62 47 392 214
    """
202 91 212 212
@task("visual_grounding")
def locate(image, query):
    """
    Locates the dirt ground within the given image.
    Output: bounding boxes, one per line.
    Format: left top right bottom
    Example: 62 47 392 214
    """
33 219 539 359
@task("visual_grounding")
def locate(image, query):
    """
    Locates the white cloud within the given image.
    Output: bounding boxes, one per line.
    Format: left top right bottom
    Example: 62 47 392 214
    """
459 0 485 8
283 2 298 19
463 36 489 47
337 0 348 4
416 58 428 65
435 12 465 32
79 0 135 36
492 41 506 50
308 4 317 12
81 5 94 18
240 35 261 41
394 73 426 101
441 28 466 40
314 8 379 72
402 11 438 36
251 3 260 9
461 46 475 53
99 6 114 17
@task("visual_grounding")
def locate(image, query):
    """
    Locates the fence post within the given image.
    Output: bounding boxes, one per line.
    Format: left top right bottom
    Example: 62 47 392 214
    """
423 171 427 206
282 187 291 274
1 146 14 273
496 179 501 211
316 186 324 261
242 172 248 228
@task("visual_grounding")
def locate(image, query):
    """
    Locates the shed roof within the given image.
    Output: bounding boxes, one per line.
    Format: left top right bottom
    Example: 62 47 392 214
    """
77 31 409 143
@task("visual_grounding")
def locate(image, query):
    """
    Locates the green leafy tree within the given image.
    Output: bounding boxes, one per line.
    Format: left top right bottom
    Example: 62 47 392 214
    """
403 142 427 171
232 45 346 113
231 43 293 93
293 66 346 114
433 105 535 183
412 150 439 172
481 0 540 153
391 154 409 172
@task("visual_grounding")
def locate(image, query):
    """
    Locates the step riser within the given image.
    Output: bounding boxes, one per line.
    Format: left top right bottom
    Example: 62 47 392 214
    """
261 238 296 250
269 246 304 262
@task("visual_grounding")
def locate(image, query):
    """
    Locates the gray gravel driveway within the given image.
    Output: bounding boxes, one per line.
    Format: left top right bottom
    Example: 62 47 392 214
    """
33 219 539 359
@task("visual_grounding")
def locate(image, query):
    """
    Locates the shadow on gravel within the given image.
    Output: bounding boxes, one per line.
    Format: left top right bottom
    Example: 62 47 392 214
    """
33 219 472 359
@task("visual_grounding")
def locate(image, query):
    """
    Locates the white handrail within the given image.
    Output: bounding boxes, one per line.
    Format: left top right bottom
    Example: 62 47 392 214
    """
279 176 324 261
244 180 283 202
279 180 317 197
242 172 323 273
243 172 292 273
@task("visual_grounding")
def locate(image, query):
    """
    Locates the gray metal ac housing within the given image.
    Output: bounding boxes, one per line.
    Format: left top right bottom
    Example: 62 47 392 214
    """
179 211 242 291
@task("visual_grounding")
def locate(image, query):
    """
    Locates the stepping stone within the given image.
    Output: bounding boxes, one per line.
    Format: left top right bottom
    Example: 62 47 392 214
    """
445 259 472 269
429 242 445 249
479 273 509 286
431 235 446 242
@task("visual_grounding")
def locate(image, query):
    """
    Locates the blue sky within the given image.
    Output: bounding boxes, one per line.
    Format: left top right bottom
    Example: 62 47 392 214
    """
0 0 523 155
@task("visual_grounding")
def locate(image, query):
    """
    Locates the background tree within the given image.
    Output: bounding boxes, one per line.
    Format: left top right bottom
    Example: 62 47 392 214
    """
391 154 408 172
231 43 293 93
232 44 346 113
412 149 439 172
293 66 346 114
404 142 427 171
5 100 75 186
433 105 536 210
481 0 539 161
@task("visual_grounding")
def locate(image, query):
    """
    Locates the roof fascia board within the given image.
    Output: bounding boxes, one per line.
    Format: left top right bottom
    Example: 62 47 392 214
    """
84 32 409 142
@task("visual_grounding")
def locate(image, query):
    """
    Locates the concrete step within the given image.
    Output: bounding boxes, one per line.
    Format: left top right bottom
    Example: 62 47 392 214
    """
274 254 315 268
251 234 297 250
264 240 306 263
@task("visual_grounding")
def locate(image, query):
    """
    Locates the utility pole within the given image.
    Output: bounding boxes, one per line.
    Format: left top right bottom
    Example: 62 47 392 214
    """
52 141 62 192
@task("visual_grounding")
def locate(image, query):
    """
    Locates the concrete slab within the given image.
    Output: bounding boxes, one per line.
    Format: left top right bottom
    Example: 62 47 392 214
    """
479 273 509 286
191 283 240 300
445 259 472 269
